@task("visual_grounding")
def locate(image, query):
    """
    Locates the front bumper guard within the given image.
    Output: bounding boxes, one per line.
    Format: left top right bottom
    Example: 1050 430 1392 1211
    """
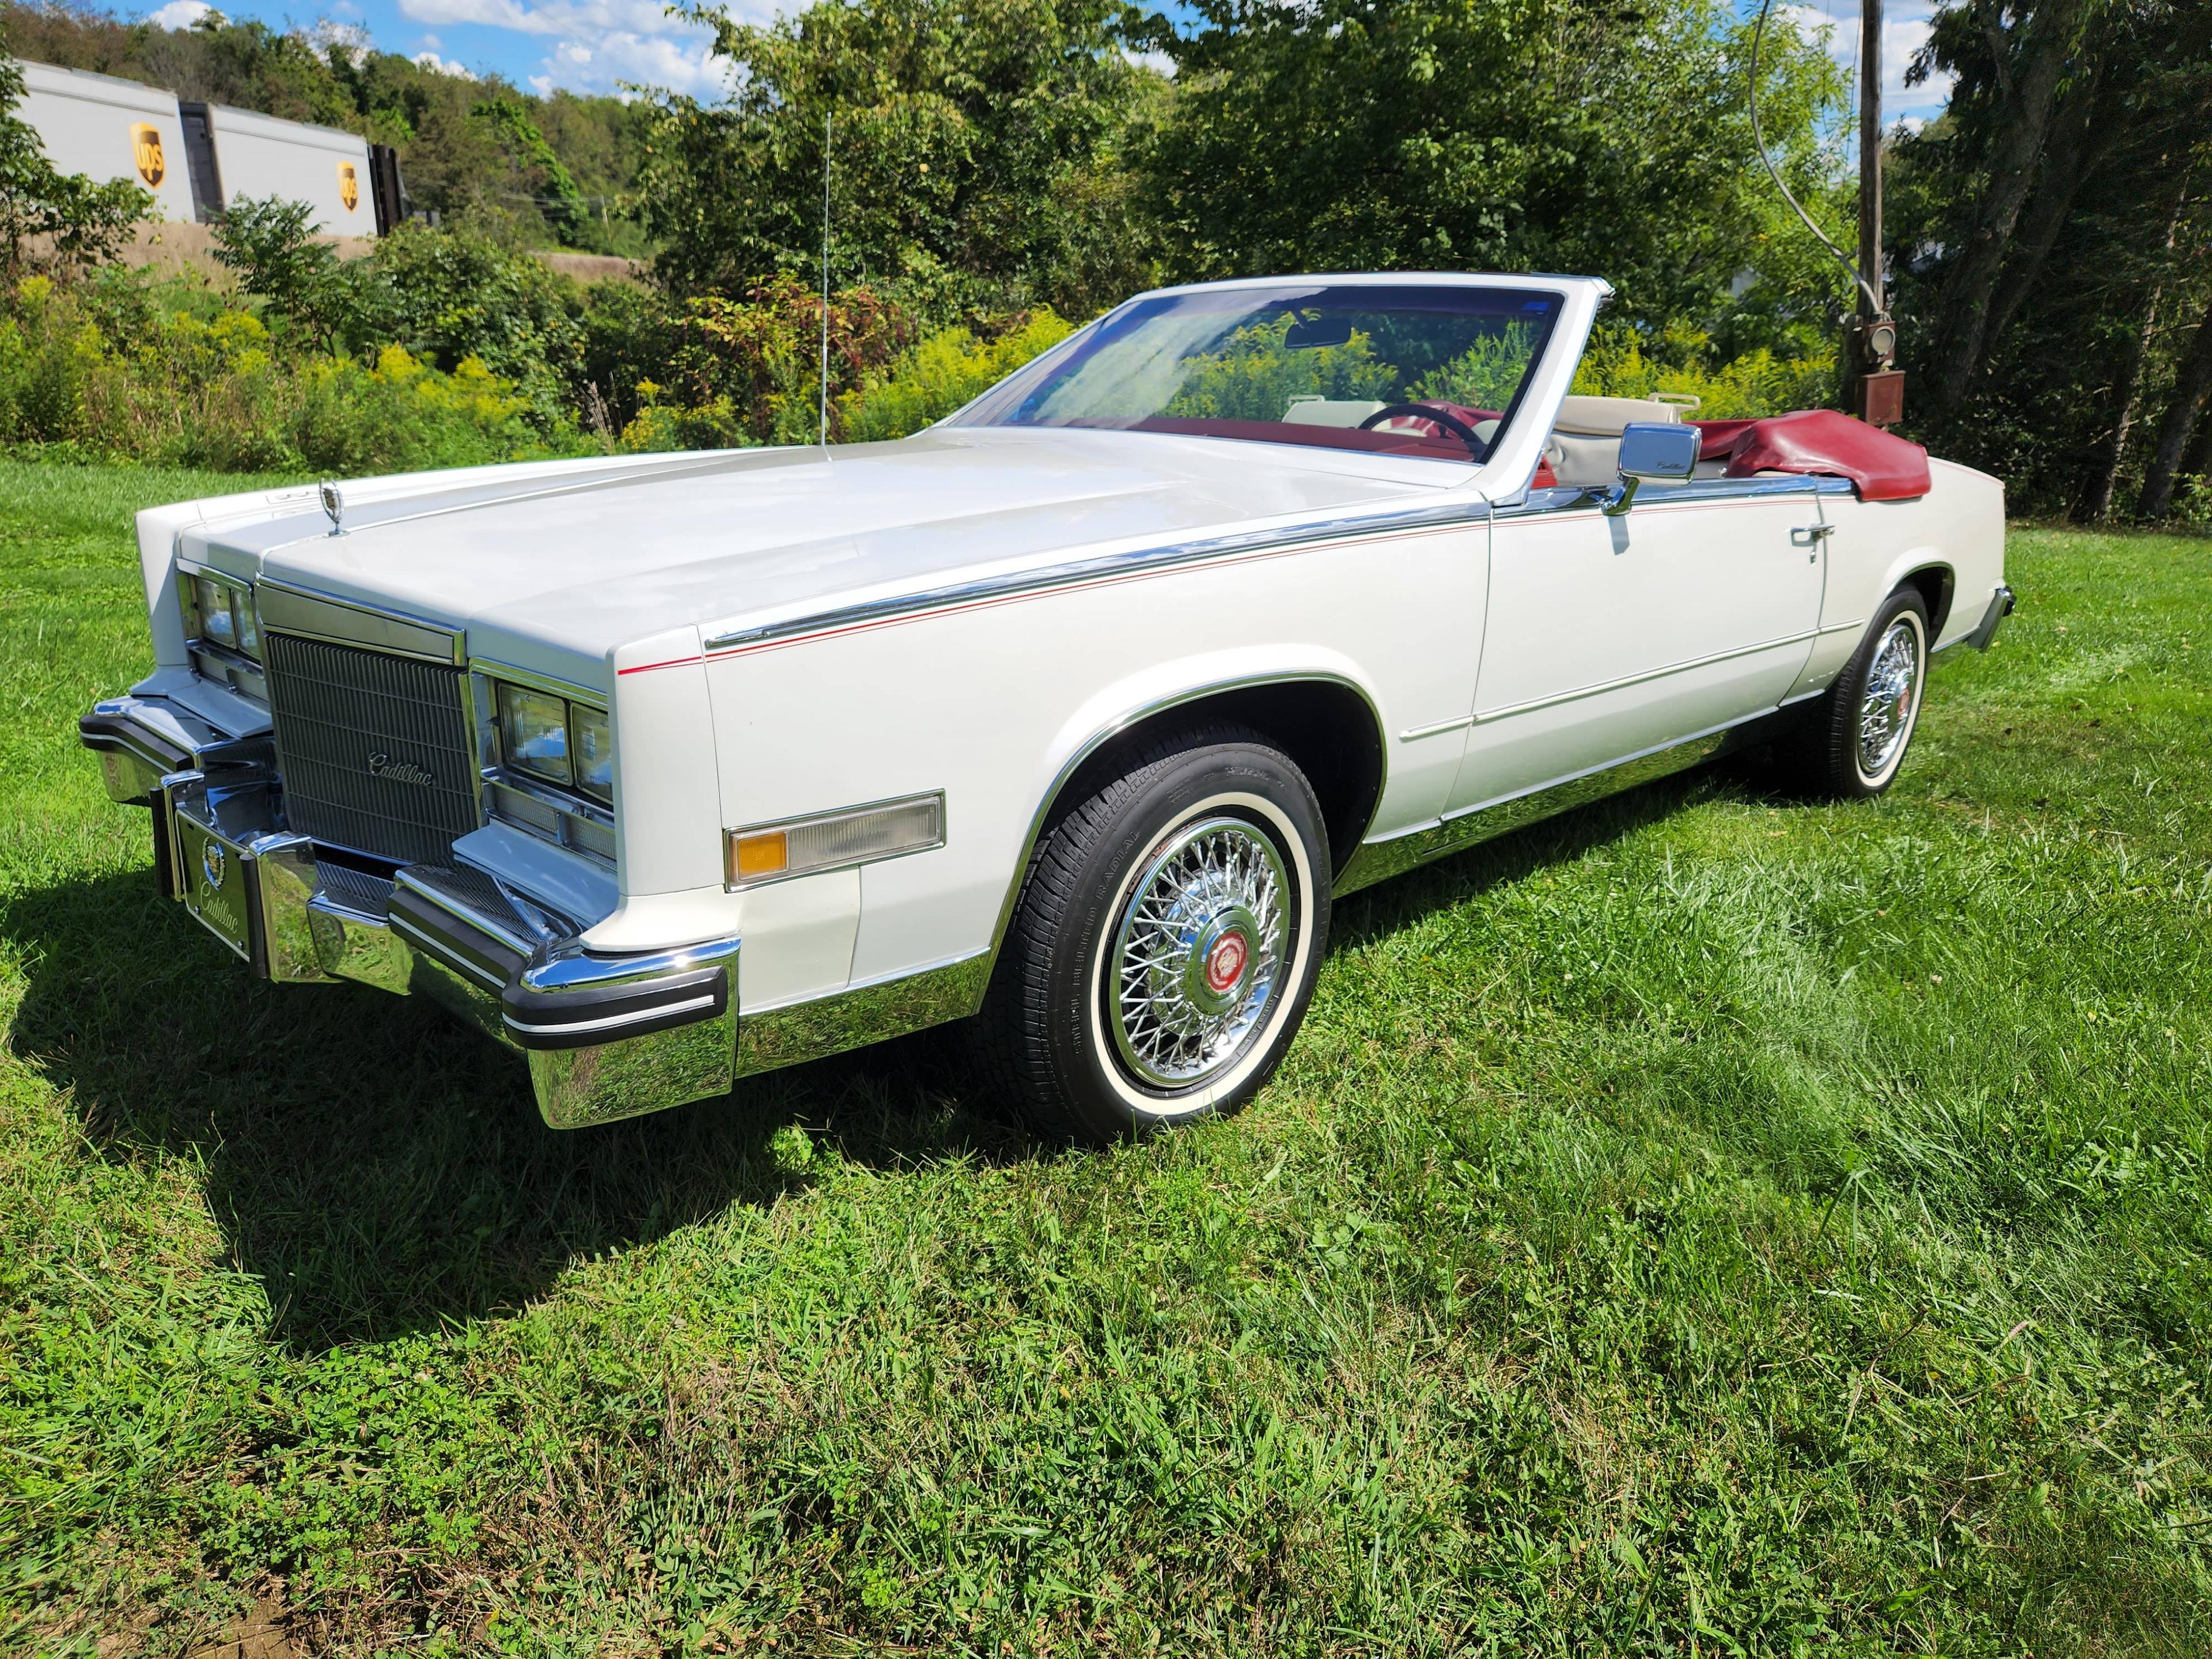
82 694 738 1130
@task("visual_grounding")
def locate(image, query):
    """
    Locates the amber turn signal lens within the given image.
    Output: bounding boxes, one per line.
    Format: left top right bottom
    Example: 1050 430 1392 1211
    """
729 829 789 882
723 794 945 890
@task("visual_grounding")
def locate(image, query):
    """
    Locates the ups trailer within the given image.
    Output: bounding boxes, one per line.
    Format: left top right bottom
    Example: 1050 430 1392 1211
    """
17 60 406 235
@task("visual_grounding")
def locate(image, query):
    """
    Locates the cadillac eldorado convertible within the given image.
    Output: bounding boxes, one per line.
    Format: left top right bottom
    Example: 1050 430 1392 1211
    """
78 273 2013 1137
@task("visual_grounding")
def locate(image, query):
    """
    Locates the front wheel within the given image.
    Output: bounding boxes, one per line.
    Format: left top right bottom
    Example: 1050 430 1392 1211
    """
976 728 1331 1142
1788 587 1930 798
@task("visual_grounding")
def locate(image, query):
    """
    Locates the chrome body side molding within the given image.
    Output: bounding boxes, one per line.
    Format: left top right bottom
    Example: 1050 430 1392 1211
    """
1334 721 1763 896
1491 474 1854 521
703 500 1491 655
735 952 994 1078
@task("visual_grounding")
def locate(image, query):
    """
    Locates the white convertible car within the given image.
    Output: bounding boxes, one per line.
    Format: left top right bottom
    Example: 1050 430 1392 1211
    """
80 274 2011 1137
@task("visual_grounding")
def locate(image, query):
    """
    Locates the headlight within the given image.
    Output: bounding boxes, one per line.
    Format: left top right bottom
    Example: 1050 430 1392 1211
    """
185 569 259 664
570 704 613 804
497 683 572 785
494 681 613 808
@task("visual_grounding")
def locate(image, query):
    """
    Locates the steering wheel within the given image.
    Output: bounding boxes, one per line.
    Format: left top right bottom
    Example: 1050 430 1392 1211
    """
1358 401 1487 460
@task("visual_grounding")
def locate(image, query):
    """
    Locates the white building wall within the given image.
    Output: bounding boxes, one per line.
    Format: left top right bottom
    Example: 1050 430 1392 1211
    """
15 61 198 223
206 105 377 237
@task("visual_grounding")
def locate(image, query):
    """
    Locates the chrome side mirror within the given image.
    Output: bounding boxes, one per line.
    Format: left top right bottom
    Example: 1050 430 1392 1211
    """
1601 422 1702 517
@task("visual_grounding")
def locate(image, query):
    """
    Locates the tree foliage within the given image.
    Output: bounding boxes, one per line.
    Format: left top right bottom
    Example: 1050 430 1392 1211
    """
639 0 1158 319
0 24 147 280
1126 0 1853 355
1888 0 2212 520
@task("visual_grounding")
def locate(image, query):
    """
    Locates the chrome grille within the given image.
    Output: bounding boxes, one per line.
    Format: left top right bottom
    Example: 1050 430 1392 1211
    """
263 633 478 867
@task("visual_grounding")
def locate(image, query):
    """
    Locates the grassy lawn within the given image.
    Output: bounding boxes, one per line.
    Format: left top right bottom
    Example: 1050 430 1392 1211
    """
3 457 2210 1657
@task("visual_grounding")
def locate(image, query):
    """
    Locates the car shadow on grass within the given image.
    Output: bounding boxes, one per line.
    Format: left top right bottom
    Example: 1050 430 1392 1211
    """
7 758 1771 1351
3 867 1037 1351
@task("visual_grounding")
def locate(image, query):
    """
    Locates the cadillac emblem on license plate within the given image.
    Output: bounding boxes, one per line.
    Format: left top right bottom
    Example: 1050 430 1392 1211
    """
176 810 254 962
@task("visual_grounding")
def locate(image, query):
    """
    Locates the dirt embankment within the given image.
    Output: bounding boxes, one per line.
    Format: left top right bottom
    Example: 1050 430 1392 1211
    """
109 221 646 286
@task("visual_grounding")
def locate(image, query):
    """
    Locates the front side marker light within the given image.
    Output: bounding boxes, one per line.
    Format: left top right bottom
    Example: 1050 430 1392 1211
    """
725 793 945 891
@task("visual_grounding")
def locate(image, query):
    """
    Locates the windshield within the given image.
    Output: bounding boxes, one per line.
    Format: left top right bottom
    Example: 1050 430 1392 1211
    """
948 282 1562 464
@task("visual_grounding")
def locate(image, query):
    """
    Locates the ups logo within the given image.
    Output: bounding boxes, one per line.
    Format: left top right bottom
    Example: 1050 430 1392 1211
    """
337 160 359 211
130 123 165 188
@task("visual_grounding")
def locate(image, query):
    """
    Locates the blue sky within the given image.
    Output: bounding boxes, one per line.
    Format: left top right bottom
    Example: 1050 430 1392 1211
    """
136 0 1954 129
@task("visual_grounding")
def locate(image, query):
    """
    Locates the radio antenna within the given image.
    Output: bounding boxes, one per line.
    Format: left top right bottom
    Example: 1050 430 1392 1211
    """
1749 0 1880 316
819 109 832 449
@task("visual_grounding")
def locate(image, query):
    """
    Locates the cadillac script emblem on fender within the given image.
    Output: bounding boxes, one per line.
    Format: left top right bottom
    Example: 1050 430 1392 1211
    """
368 752 435 787
200 838 226 891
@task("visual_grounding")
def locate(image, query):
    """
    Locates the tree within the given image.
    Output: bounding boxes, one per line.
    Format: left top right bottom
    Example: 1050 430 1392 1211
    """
638 0 1158 319
0 26 148 280
1888 0 2212 517
1124 0 1853 356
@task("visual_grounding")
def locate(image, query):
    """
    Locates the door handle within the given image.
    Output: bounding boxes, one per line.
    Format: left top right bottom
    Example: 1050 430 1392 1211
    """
1791 524 1834 562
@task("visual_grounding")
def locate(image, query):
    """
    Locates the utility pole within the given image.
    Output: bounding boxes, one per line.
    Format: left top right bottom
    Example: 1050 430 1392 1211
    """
1852 0 1904 425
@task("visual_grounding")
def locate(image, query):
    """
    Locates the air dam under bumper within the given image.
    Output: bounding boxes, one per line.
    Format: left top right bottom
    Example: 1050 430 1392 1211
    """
80 695 738 1130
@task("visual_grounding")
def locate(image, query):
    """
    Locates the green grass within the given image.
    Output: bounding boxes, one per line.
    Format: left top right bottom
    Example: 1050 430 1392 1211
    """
3 456 2210 1657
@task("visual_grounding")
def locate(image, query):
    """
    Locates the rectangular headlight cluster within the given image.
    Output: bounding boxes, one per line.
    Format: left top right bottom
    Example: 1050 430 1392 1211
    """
494 681 613 805
181 569 261 663
725 793 944 891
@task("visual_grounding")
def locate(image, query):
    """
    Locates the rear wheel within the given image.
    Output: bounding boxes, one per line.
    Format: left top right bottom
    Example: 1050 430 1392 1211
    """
976 727 1331 1142
1788 586 1930 798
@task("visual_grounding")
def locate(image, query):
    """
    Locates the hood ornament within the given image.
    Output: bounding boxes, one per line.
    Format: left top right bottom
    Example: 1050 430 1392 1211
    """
319 481 345 536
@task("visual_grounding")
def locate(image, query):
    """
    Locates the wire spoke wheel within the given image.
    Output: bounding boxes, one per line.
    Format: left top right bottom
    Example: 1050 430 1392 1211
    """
1104 815 1290 1091
1858 616 1922 781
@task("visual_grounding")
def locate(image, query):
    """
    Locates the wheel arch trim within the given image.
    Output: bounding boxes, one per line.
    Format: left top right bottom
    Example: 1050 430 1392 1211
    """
1877 551 1957 641
981 662 1390 977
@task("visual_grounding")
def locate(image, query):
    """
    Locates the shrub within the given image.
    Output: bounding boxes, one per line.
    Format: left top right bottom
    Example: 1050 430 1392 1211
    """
290 347 541 474
1571 330 1836 420
836 309 1074 442
0 275 101 440
633 278 915 448
0 272 581 472
574 279 677 437
209 195 356 346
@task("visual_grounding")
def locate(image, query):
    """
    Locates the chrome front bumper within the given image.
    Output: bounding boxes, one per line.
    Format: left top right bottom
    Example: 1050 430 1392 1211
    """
80 694 738 1130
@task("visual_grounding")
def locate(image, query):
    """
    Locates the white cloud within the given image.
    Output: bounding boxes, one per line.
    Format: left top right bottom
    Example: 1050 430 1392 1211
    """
412 50 479 78
395 0 749 96
1771 0 1953 127
145 0 213 29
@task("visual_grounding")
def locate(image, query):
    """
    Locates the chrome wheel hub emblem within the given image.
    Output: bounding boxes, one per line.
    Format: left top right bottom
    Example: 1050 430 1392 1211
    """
1858 618 1922 779
1106 817 1290 1090
200 837 227 891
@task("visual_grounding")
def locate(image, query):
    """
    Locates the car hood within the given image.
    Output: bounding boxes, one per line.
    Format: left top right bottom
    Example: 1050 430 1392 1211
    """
181 427 1466 687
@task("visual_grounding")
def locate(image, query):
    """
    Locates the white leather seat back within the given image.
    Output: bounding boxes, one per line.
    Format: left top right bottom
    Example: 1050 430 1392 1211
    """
1546 394 1699 487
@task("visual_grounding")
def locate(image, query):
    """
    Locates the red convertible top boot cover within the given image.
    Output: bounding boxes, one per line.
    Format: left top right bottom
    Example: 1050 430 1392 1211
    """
1691 409 1933 501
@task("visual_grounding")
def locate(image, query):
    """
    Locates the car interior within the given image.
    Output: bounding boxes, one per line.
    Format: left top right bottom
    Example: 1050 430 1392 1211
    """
1282 391 1717 485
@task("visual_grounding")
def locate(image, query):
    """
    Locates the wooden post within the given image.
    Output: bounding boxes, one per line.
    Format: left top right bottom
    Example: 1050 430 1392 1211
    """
1860 0 1883 321
1854 0 1906 425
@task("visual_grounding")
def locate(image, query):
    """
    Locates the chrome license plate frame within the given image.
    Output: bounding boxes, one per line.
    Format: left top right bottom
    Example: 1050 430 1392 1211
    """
173 800 260 967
